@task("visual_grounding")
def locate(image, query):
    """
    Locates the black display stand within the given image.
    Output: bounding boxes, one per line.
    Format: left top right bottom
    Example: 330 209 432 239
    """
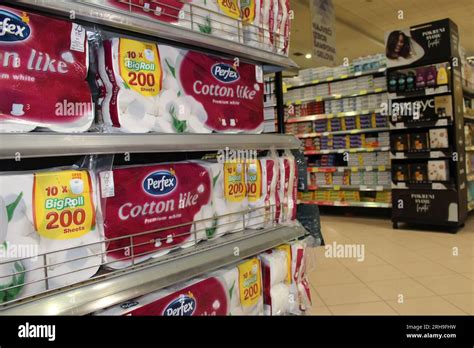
386 19 467 232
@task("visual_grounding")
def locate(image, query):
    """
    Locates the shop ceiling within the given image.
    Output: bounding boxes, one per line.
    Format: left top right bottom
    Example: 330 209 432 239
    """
290 0 474 71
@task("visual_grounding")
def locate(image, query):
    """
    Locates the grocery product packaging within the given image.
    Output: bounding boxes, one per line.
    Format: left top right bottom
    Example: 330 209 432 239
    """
288 239 312 314
95 257 263 315
0 6 93 132
278 150 297 224
97 161 214 269
259 248 291 315
98 37 263 133
0 169 102 303
106 0 192 29
246 155 278 229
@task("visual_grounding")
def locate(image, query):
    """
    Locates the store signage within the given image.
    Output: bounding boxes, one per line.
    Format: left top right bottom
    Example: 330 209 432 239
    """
385 19 459 68
309 0 336 65
392 190 459 223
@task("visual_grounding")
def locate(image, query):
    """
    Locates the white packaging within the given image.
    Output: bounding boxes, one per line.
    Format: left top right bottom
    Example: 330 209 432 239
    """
0 170 102 303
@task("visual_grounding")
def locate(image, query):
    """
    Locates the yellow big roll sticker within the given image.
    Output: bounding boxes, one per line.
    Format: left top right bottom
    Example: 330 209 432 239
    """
218 0 241 19
119 38 162 96
238 258 262 307
224 162 246 202
246 160 262 203
33 171 95 240
240 0 256 22
276 245 292 284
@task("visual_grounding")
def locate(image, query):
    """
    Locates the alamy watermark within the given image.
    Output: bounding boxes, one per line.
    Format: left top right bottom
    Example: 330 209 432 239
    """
216 147 257 164
0 241 38 261
324 241 365 262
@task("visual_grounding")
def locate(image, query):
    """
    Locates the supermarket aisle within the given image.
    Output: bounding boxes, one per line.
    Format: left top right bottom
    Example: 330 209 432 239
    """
307 215 474 315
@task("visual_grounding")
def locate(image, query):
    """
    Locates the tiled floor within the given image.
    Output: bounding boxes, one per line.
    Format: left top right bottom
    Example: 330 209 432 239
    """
306 214 474 315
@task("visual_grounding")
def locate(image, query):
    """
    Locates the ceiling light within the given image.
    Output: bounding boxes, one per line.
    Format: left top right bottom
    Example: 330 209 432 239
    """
305 53 312 59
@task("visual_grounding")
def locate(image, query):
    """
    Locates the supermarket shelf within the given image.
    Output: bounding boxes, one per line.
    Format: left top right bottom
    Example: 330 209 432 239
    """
0 224 307 315
388 85 450 100
304 146 390 155
391 149 452 160
308 185 390 192
296 127 389 138
285 67 387 90
308 165 390 173
392 181 455 190
13 0 298 72
464 108 474 121
467 173 474 182
390 118 452 130
285 88 386 106
0 133 301 159
466 146 474 152
298 200 392 208
285 109 382 123
264 103 277 108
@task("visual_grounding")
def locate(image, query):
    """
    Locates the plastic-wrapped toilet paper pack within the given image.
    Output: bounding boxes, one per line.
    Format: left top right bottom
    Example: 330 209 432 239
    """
0 170 102 303
0 6 93 133
246 156 279 229
199 160 248 236
275 0 291 55
288 239 312 315
278 151 297 224
97 162 213 269
190 0 242 43
98 37 263 133
105 0 192 29
241 0 273 51
260 248 291 315
95 257 263 316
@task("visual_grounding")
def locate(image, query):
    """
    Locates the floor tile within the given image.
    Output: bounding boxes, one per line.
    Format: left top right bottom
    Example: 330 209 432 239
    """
365 278 435 301
348 264 407 282
395 261 455 277
387 296 466 315
416 274 474 295
306 305 332 315
329 301 398 315
442 293 474 314
316 282 381 306
307 265 360 286
338 251 387 268
440 256 474 274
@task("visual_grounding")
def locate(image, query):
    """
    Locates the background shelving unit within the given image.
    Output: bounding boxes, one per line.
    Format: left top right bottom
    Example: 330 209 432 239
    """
0 1 310 315
280 57 392 209
387 19 468 231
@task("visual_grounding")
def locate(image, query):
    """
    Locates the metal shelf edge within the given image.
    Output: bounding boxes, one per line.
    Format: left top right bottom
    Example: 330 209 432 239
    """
0 133 301 159
0 224 307 315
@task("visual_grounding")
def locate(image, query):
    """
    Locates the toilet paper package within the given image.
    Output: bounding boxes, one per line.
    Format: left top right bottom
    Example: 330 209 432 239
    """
97 37 263 133
246 156 278 229
95 257 263 315
276 0 291 55
259 248 291 315
105 0 192 29
278 151 297 224
287 239 312 314
0 6 94 132
241 0 273 51
0 169 102 303
97 161 214 269
197 160 247 237
190 0 242 43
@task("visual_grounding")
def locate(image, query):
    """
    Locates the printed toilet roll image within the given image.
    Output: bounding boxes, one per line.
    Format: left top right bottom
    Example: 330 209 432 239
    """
0 6 94 132
98 162 214 269
98 37 263 133
0 170 102 303
278 151 297 224
95 257 263 316
287 239 312 314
